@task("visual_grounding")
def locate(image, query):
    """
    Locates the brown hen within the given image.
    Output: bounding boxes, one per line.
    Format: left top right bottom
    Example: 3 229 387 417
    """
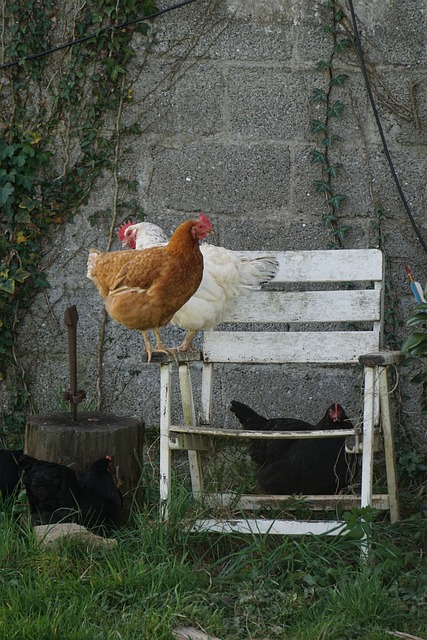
87 214 213 360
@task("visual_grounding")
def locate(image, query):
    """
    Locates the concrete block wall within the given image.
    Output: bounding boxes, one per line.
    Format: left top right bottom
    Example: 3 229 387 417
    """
10 0 427 441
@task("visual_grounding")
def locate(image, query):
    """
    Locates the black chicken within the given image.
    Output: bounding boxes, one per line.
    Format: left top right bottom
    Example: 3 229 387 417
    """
18 454 122 528
78 456 123 528
19 454 81 524
0 448 23 498
230 401 352 495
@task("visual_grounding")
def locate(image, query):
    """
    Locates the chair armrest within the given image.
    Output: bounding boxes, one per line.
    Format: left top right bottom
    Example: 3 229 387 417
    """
358 350 403 366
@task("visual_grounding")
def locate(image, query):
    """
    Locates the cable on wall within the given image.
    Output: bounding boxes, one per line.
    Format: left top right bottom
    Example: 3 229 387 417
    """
0 0 197 70
347 0 427 255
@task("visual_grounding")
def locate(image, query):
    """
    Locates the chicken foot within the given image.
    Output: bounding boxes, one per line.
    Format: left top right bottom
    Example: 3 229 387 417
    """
174 330 197 352
141 329 178 363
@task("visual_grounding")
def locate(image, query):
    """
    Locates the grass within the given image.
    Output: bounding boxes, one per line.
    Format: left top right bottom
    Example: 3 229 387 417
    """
0 487 426 640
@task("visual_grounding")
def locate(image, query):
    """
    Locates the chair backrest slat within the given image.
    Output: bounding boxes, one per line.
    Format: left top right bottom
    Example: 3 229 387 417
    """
202 249 384 366
244 249 383 282
223 289 381 324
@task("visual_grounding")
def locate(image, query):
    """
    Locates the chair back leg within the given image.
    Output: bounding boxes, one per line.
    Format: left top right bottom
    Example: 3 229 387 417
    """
361 366 376 508
378 366 400 522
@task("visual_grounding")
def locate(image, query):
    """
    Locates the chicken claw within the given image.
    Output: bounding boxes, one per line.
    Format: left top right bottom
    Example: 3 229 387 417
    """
174 330 197 352
141 329 178 363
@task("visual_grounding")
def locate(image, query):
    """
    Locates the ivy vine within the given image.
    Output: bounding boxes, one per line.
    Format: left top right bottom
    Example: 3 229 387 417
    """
0 0 156 437
310 0 352 248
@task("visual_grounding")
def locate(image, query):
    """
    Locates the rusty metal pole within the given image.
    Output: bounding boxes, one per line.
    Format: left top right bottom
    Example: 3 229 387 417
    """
63 305 86 421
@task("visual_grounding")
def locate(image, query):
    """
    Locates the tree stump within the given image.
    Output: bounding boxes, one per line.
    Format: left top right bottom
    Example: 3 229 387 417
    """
24 412 144 523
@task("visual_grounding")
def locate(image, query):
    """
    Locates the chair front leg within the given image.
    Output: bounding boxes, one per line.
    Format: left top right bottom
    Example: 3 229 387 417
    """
160 362 173 518
179 363 204 498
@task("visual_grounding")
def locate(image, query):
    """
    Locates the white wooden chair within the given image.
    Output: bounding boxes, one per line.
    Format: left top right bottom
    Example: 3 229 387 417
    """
158 249 401 536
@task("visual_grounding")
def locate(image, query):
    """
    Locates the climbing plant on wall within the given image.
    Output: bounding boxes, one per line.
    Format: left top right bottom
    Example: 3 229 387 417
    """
310 0 352 248
0 0 156 436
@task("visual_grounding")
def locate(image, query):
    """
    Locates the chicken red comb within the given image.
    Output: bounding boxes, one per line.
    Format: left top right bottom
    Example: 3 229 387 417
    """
105 455 112 461
117 221 136 241
329 403 343 422
198 213 212 229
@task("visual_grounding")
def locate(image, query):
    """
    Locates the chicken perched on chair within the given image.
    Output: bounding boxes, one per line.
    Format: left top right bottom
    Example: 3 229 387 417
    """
19 454 123 528
118 220 278 351
87 215 213 360
230 401 352 495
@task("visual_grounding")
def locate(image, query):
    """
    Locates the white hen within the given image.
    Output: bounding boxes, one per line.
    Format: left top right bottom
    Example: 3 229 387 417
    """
118 221 278 351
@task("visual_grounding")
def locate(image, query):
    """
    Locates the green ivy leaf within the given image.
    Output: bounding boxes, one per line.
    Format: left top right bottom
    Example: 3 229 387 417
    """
31 272 49 288
312 88 327 103
18 194 36 211
14 210 31 223
0 279 15 294
326 100 345 118
323 213 337 227
333 38 352 53
16 173 34 191
315 60 333 71
0 183 15 206
323 163 341 178
13 153 28 168
333 7 345 21
327 193 347 209
330 74 349 88
313 179 332 194
311 150 327 166
333 225 352 242
135 23 149 36
311 120 328 134
0 142 19 159
13 268 31 283
323 24 337 35
321 134 340 147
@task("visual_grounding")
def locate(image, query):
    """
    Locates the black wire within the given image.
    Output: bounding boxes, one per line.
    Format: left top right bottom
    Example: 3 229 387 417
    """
0 0 197 70
347 0 427 255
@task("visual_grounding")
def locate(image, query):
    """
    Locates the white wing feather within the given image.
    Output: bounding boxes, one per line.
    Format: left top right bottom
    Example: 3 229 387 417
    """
125 221 278 333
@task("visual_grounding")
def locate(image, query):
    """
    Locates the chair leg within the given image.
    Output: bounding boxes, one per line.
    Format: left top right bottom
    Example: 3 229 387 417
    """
373 367 381 429
200 362 214 425
159 363 173 518
178 363 204 497
378 366 400 522
361 366 376 508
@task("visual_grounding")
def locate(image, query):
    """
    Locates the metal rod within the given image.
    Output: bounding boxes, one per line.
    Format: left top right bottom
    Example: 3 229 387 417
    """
63 305 85 421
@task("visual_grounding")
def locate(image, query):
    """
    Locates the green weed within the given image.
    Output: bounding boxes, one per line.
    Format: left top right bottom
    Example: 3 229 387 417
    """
1 491 424 640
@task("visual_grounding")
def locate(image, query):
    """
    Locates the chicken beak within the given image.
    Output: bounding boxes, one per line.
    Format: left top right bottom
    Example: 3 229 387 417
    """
203 227 215 242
